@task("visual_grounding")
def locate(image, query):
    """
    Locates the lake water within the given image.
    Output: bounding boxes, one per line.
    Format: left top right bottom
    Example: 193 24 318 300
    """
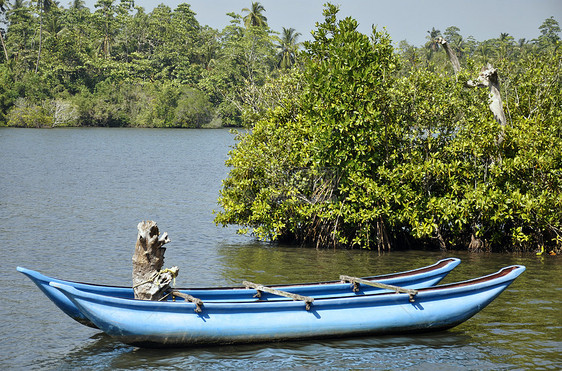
0 128 560 370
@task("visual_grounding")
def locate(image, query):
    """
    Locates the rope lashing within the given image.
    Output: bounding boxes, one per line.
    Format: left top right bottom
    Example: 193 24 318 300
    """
133 267 179 288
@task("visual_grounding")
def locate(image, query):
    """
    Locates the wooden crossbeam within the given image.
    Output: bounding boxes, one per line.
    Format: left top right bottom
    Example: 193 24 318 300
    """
243 281 314 310
170 290 204 313
340 275 418 302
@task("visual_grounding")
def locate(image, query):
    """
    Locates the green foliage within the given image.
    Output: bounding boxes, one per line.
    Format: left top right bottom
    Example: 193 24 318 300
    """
242 2 268 28
276 27 301 69
215 67 309 241
66 81 214 128
218 4 403 248
0 1 287 127
173 88 213 128
0 65 16 123
6 98 53 127
198 12 277 127
398 17 561 73
216 5 562 253
300 4 402 248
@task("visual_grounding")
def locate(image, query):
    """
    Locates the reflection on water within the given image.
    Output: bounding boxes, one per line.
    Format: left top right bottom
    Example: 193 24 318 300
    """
1 128 560 370
216 243 451 285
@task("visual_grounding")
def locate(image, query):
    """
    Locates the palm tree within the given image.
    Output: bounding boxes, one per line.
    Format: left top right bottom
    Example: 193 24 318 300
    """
276 27 300 68
477 40 492 59
242 2 267 28
35 0 53 72
95 0 116 59
68 0 88 50
44 14 66 40
70 0 86 10
425 27 441 61
452 36 465 58
495 33 515 60
426 27 441 51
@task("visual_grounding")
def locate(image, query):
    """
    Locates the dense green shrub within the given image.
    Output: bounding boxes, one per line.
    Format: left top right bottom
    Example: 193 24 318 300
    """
173 88 213 128
6 98 53 127
216 5 562 252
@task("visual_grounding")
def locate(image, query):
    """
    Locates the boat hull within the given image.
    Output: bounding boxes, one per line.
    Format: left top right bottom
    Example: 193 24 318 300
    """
17 258 460 327
51 265 525 347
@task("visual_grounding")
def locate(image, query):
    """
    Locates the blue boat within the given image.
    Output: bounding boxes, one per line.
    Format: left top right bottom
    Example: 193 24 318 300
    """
18 258 460 328
50 265 524 347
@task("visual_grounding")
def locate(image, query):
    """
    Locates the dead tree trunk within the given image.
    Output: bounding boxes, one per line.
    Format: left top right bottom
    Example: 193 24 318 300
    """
437 37 460 75
436 38 507 143
467 64 507 126
0 30 8 63
434 37 509 250
436 36 507 131
132 220 178 300
467 64 508 145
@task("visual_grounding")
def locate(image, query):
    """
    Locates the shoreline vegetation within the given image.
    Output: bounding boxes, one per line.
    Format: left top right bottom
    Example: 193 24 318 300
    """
2 2 560 254
214 5 561 254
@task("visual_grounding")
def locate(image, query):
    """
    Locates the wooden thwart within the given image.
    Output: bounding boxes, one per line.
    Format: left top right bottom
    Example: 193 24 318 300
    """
243 281 314 310
169 290 204 313
340 275 418 302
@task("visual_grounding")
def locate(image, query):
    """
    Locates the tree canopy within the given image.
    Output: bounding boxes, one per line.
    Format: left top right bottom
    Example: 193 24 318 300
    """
0 1 282 127
215 5 561 253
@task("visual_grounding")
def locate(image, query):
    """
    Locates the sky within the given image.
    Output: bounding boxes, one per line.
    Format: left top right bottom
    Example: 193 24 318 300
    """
80 0 562 46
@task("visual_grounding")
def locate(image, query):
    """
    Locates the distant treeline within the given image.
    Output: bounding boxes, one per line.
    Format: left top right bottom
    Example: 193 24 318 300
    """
0 1 299 127
0 1 559 128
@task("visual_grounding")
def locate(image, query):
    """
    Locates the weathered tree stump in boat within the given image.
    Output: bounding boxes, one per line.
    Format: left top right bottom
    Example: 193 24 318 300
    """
132 220 178 300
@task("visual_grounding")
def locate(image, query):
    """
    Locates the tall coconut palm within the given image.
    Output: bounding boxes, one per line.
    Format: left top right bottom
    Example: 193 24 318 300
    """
276 27 300 68
35 0 53 72
44 14 66 40
242 2 267 28
70 0 86 10
95 0 116 59
426 27 441 52
425 27 441 61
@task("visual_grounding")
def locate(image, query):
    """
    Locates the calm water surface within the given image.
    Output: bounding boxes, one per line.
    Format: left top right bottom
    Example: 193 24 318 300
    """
0 128 560 370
